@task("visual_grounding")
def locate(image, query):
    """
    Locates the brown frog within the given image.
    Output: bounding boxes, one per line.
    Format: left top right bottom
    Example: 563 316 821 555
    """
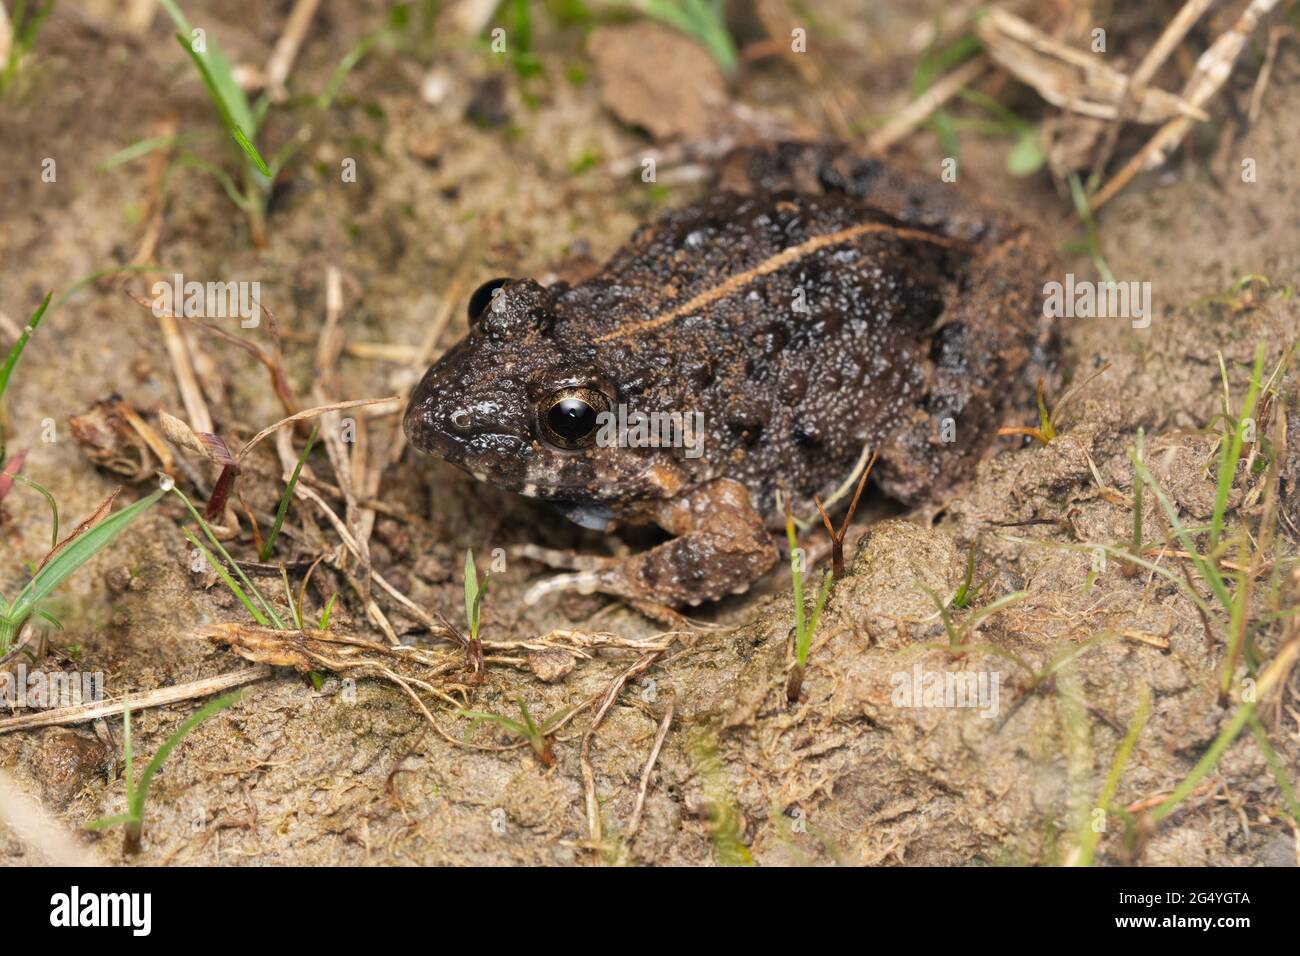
404 143 1057 609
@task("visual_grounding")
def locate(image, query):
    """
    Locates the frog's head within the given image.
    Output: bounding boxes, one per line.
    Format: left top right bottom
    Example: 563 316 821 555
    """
403 277 661 506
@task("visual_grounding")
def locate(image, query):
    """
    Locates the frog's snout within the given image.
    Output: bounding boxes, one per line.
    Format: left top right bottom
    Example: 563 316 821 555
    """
404 368 533 475
414 392 520 443
404 390 472 463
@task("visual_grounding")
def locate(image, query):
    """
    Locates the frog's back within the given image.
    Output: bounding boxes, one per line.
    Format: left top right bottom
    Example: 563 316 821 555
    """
551 188 977 524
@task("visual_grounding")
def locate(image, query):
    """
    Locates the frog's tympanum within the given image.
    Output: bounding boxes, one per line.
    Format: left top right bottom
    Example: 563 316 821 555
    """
405 143 1057 609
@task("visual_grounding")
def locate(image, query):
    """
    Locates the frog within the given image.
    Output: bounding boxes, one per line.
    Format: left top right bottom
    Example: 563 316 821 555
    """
404 142 1057 611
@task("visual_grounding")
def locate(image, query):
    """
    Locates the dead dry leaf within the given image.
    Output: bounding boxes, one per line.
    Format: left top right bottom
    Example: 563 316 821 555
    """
976 8 1209 124
69 399 154 481
37 487 121 573
588 22 728 141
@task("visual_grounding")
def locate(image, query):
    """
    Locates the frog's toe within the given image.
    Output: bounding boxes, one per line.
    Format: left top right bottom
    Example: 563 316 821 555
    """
523 571 729 630
523 569 619 605
511 543 619 572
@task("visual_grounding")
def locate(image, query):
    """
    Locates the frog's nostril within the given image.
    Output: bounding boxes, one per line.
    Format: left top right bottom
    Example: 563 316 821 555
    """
449 408 473 433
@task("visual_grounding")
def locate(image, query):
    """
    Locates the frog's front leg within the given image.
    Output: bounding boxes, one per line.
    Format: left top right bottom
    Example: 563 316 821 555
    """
522 479 777 608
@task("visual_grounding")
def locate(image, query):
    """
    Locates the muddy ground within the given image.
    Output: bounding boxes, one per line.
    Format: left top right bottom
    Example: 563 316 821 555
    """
1 0 1298 866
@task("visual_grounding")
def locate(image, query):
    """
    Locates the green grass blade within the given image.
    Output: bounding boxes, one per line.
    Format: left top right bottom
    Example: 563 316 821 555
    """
458 710 529 738
174 154 255 211
464 549 477 635
51 264 165 312
1131 428 1144 554
920 584 958 646
1 0 55 94
1150 701 1254 825
540 702 579 734
85 814 136 830
173 487 284 628
18 0 56 49
912 32 981 157
11 473 58 547
159 0 255 135
1130 454 1233 613
280 565 301 629
318 593 337 630
266 129 309 179
517 697 539 737
963 589 1029 640
172 33 263 174
317 32 382 110
260 423 317 561
172 33 239 131
1035 633 1119 686
785 512 806 644
905 639 1038 677
130 692 242 819
10 489 161 622
799 569 834 666
123 704 134 804
1248 714 1300 823
470 572 488 639
464 549 488 641
1000 535 1218 621
1078 686 1150 866
183 528 271 628
101 132 200 170
0 291 52 403
639 0 738 73
1210 344 1265 553
1068 174 1115 284
953 545 977 608
231 125 271 178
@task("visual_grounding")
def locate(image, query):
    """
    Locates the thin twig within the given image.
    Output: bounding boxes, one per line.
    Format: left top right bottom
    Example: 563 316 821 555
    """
813 447 878 578
313 267 372 585
581 652 661 849
1093 0 1282 210
264 0 321 99
125 290 299 415
627 699 674 838
1249 26 1294 124
129 117 178 269
151 304 212 435
868 56 989 152
1134 0 1219 89
236 396 399 464
0 666 271 735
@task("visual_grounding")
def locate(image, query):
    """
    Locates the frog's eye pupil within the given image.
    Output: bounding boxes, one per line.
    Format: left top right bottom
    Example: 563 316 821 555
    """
468 278 512 322
549 399 596 442
539 388 609 449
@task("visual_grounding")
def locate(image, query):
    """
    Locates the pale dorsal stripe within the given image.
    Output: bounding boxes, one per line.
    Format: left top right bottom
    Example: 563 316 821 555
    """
593 221 967 344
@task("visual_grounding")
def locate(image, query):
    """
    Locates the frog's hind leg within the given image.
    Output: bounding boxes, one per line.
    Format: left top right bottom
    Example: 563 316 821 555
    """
521 479 778 610
875 214 1057 505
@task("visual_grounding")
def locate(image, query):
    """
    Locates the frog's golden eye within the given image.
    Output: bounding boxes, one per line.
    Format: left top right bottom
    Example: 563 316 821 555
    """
538 388 610 450
468 277 513 322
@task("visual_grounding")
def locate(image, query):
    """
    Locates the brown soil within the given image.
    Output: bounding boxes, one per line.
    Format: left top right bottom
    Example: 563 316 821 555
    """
0 1 1297 866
